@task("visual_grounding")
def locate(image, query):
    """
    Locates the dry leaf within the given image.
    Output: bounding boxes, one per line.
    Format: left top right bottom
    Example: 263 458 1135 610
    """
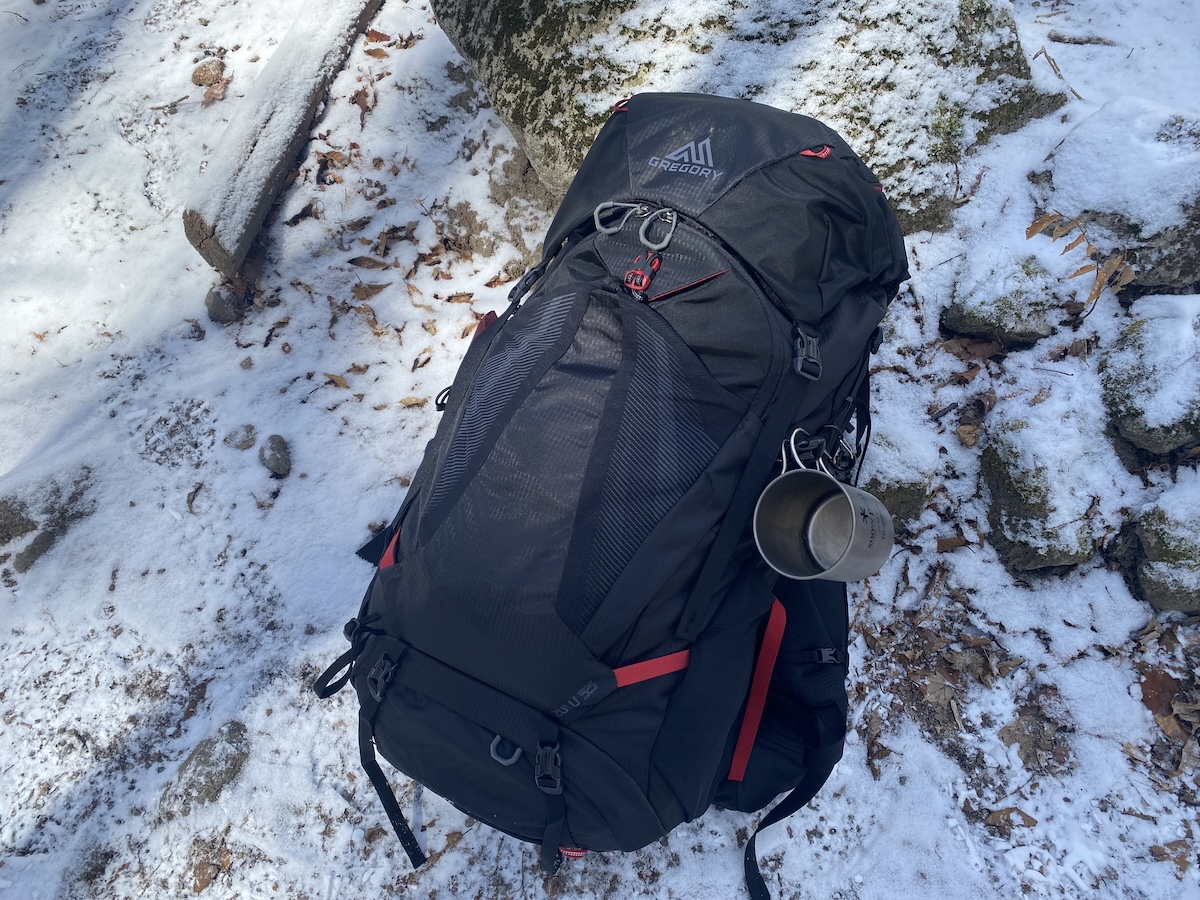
956 424 982 448
348 363 370 375
365 47 388 59
349 256 390 269
985 807 1038 829
485 272 512 289
325 373 349 389
400 396 428 408
351 283 389 300
1067 263 1097 279
345 216 373 233
1026 211 1062 240
201 75 232 107
1050 216 1081 240
412 348 433 372
1088 255 1125 304
422 320 437 335
1060 232 1087 254
365 28 391 42
937 534 970 553
446 291 474 304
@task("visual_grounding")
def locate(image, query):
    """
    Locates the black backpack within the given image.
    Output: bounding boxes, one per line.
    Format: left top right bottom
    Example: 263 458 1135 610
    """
315 92 908 898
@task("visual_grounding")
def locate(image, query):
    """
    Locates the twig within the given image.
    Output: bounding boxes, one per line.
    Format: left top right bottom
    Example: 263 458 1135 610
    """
1031 367 1075 376
1048 31 1117 46
3 10 30 24
150 95 189 111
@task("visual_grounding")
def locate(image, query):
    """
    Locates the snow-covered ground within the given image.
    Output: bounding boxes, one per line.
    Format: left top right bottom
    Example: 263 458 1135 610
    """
1 1 1197 898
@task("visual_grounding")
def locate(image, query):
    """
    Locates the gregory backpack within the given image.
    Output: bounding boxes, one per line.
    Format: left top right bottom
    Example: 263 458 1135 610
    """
315 92 908 898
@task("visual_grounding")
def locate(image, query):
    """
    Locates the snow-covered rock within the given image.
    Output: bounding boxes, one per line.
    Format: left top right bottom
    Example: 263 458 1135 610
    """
430 0 1063 231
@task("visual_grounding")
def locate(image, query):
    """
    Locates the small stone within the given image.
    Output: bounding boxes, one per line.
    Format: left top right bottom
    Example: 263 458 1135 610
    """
223 424 257 451
240 356 253 370
0 497 37 547
13 530 56 574
204 282 247 324
259 435 291 477
160 721 249 820
191 58 225 87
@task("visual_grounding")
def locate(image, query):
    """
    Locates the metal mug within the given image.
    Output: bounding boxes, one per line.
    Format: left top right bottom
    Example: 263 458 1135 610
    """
753 467 894 581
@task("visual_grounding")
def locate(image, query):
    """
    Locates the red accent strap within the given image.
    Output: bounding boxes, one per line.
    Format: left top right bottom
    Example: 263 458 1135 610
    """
728 600 787 782
378 528 401 570
799 145 832 159
613 649 690 688
560 847 589 859
472 310 498 341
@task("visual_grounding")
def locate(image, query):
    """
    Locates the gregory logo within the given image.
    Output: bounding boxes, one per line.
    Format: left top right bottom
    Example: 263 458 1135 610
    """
649 137 724 180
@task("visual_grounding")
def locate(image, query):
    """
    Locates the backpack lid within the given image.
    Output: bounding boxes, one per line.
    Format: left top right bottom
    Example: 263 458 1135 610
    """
544 93 909 324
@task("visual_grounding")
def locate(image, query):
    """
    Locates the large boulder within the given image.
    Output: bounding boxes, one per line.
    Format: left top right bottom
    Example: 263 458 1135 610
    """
1033 97 1200 293
941 253 1064 348
1100 295 1200 455
430 0 1063 232
1136 468 1200 612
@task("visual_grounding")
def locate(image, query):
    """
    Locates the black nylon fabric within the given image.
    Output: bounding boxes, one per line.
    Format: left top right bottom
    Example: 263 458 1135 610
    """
317 92 908 897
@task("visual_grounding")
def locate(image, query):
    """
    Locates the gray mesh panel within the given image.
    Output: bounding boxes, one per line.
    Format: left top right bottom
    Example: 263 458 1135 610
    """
575 318 719 628
426 292 575 513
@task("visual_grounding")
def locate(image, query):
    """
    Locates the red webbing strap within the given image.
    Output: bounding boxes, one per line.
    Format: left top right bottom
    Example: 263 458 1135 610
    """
378 528 401 570
728 600 787 782
613 650 690 688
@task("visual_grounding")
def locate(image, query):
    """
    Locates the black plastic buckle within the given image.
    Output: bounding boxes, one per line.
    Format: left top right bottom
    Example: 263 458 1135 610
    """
534 743 563 795
367 654 397 702
507 260 548 302
794 330 822 380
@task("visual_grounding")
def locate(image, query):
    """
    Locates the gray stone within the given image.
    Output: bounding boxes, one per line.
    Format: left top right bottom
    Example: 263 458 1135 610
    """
13 530 57 574
160 721 250 820
941 255 1062 348
1135 475 1200 611
430 0 1062 230
223 424 257 451
204 282 248 324
0 497 36 547
1100 296 1200 455
259 434 292 477
980 420 1094 573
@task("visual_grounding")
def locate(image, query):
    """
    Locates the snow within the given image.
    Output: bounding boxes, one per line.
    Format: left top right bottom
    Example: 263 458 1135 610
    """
2 1 1200 899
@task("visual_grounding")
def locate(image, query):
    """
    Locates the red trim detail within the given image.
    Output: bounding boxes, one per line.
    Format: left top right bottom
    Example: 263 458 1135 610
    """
613 650 690 688
613 98 630 112
799 145 832 159
647 268 730 302
378 528 401 571
560 847 589 859
472 310 498 342
728 600 787 782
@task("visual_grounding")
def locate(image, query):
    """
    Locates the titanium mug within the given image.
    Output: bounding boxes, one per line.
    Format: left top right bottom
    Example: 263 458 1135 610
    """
753 467 894 581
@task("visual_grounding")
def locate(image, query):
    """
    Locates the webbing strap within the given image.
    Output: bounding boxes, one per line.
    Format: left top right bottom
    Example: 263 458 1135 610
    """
743 737 844 900
358 717 427 868
613 650 690 687
536 724 565 874
728 600 787 782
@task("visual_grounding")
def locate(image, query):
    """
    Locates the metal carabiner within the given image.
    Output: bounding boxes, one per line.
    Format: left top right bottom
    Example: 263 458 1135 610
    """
593 201 644 235
638 207 678 251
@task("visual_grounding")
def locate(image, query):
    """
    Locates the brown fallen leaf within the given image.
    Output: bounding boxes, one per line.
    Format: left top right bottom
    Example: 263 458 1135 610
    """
956 424 982 448
351 283 389 300
400 397 428 408
485 272 513 289
348 363 370 375
365 28 391 43
985 807 1038 830
349 256 390 269
325 373 349 389
201 75 232 107
446 291 474 304
365 47 388 59
937 534 970 553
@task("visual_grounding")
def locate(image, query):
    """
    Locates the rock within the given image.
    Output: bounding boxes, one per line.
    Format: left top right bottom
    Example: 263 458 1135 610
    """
223 424 257 451
204 282 249 324
1100 295 1200 455
1136 470 1200 611
0 497 36 547
980 410 1114 574
160 721 250 820
430 0 1062 230
858 387 942 534
259 434 291 477
14 530 57 574
1034 98 1200 293
941 255 1062 348
191 58 226 87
